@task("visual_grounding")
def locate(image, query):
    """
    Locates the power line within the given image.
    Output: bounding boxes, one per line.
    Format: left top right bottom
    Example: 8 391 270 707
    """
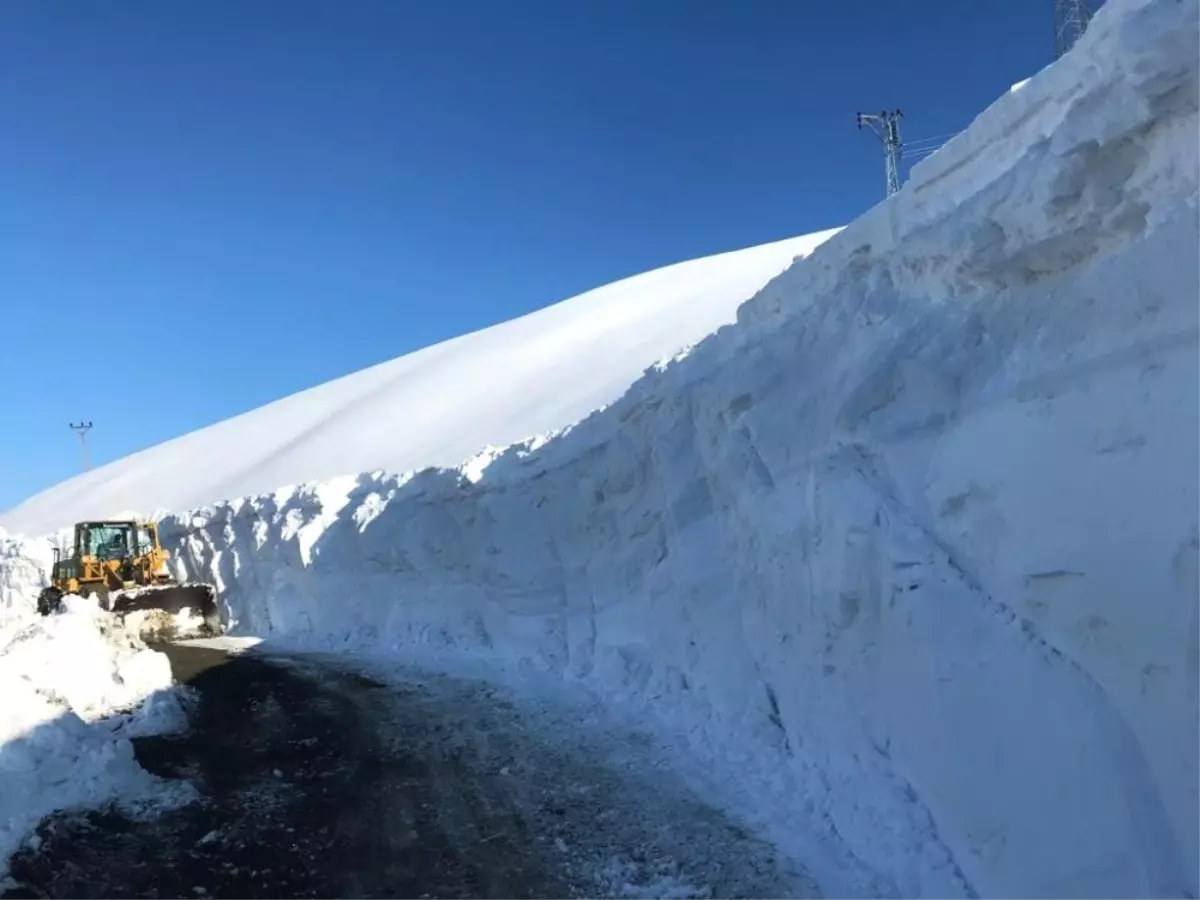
904 144 946 158
903 150 942 163
1055 0 1095 58
856 109 904 198
898 128 966 167
902 141 946 153
903 131 961 148
902 145 946 162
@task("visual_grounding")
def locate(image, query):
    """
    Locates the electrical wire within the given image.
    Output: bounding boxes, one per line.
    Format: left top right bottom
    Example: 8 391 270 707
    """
902 130 961 148
902 144 954 158
899 129 965 163
901 146 944 163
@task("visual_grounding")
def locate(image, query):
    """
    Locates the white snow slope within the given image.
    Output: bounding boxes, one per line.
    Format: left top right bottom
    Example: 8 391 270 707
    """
3 0 1198 895
0 230 838 536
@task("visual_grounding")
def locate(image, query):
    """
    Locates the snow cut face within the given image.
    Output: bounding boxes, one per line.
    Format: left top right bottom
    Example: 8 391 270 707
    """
1 230 839 536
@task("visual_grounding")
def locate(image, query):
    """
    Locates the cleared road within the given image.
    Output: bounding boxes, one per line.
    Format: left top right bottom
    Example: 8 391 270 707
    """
3 645 815 899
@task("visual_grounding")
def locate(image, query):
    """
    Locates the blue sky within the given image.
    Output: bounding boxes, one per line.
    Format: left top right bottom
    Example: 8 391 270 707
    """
1 0 1051 511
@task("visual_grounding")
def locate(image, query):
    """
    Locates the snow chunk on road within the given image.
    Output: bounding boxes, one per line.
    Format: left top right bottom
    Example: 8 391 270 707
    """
0 598 185 879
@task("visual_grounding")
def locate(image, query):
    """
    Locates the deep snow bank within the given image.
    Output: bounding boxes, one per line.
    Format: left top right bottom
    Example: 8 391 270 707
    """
0 597 189 880
0 530 54 624
1 230 838 537
151 0 1198 895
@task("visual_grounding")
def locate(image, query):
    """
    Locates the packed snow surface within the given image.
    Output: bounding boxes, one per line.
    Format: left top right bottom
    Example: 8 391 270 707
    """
2 0 1198 896
0 230 837 536
0 593 189 880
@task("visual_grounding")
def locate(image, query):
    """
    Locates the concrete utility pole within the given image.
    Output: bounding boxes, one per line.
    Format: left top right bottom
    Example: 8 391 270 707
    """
857 109 904 198
1054 0 1095 58
69 421 93 471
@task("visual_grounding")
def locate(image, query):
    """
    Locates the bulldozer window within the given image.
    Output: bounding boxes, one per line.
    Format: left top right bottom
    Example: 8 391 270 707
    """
136 526 155 555
85 524 132 560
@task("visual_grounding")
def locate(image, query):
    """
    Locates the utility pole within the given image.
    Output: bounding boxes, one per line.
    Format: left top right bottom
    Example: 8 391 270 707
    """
1054 0 1094 58
69 421 93 471
857 109 904 198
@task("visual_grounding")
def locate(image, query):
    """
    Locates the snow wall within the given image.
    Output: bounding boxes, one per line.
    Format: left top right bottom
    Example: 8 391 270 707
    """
0 531 53 626
0 590 191 881
8 0 1198 895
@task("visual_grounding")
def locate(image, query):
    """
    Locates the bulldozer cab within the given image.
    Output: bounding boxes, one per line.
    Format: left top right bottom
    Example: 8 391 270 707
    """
75 520 158 560
49 520 168 590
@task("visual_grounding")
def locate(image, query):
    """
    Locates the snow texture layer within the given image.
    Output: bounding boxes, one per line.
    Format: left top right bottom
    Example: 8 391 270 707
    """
0 596 184 879
1 230 837 536
4 0 1198 895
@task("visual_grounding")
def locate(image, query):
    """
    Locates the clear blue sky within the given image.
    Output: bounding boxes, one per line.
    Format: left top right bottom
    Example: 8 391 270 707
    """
0 0 1051 511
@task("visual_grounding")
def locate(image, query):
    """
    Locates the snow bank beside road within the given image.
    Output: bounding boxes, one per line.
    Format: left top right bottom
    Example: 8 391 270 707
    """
155 0 1199 895
0 598 184 880
0 530 54 624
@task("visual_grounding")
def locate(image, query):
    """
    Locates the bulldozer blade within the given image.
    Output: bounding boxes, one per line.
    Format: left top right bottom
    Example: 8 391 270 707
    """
109 582 221 642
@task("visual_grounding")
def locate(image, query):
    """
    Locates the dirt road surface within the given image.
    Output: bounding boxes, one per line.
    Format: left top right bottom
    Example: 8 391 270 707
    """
2 644 815 899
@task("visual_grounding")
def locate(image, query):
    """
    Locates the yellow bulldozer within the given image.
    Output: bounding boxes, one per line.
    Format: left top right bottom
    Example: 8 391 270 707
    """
36 519 221 641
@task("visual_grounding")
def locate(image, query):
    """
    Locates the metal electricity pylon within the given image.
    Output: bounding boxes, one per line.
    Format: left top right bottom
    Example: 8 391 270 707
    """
857 109 904 198
69 421 93 471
